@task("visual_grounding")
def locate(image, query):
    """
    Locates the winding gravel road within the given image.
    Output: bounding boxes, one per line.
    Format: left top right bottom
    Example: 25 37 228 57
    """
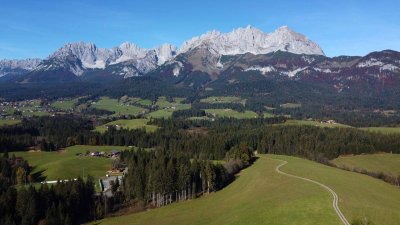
274 159 350 225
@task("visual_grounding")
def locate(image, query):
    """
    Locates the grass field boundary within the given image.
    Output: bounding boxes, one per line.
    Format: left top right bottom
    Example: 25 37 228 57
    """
271 158 350 225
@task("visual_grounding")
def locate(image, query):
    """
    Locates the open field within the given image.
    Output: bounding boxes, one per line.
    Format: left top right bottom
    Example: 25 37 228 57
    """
360 127 400 134
0 119 21 126
2 106 50 117
283 120 351 128
188 116 211 121
200 96 246 105
280 103 301 108
90 155 339 225
133 98 153 107
51 98 78 110
148 109 175 118
204 109 258 119
155 96 190 110
269 155 400 225
91 155 400 225
331 153 400 176
263 112 275 118
12 145 129 183
147 97 191 118
95 119 158 133
92 97 146 116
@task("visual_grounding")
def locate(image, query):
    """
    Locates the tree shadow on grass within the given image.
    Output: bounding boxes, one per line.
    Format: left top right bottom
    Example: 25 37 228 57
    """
30 166 47 182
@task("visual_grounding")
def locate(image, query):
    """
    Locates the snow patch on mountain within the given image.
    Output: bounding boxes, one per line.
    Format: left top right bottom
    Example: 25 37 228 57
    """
380 64 399 71
357 58 385 67
172 61 183 76
281 67 309 77
313 67 333 73
245 66 276 75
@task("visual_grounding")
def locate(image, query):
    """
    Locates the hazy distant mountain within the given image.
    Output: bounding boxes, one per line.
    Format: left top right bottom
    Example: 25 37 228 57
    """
0 58 41 77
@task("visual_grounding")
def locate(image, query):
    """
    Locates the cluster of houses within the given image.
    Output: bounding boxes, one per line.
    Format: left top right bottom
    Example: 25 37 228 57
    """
77 150 121 158
320 119 337 124
0 99 57 119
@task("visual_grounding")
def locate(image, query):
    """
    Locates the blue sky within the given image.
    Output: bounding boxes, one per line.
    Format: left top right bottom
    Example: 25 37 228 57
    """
1 0 399 59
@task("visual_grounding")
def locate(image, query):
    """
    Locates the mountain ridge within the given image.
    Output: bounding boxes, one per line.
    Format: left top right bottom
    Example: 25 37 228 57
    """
4 25 325 79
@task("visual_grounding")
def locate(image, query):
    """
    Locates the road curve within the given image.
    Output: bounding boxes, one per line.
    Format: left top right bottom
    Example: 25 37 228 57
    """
273 159 350 225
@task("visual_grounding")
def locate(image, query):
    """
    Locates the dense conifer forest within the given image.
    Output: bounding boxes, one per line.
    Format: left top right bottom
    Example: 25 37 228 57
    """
1 113 400 224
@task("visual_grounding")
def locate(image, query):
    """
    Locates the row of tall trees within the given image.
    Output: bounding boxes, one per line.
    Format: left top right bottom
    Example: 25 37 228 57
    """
0 176 97 225
2 115 400 161
120 148 250 209
0 152 32 185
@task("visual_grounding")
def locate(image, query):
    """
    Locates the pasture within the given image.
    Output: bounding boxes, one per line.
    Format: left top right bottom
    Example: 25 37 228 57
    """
12 145 128 183
91 155 400 225
200 96 246 105
360 127 400 135
95 119 158 133
283 119 351 128
204 109 258 119
0 119 21 126
51 98 78 110
331 153 400 176
92 97 146 116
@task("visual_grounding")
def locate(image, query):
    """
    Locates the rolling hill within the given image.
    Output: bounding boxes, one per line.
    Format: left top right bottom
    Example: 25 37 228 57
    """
90 155 400 225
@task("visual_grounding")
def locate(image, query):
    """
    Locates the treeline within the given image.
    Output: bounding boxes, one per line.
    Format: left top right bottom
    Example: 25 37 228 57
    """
72 117 286 159
0 152 32 185
171 108 206 119
3 115 400 162
332 163 400 187
0 176 97 225
270 105 400 127
192 102 245 112
111 144 253 210
89 119 400 161
0 115 93 151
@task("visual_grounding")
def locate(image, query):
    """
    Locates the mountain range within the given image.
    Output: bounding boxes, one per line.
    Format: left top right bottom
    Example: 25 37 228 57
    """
0 25 399 98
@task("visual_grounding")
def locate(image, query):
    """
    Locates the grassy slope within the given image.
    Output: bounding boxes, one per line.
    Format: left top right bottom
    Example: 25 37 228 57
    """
204 109 258 119
200 96 246 105
92 155 400 225
148 97 190 118
92 155 339 225
51 98 78 110
13 145 128 182
95 119 158 133
269 155 400 225
0 119 21 126
283 120 351 128
93 97 145 116
280 103 301 109
331 153 400 176
360 127 400 134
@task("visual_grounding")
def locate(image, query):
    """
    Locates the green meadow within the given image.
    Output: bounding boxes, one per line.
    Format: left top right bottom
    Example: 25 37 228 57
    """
12 145 128 182
92 97 146 116
95 119 158 133
91 155 400 225
51 98 79 110
200 96 246 105
0 119 21 126
331 153 400 176
204 109 258 119
283 119 351 128
359 127 400 134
